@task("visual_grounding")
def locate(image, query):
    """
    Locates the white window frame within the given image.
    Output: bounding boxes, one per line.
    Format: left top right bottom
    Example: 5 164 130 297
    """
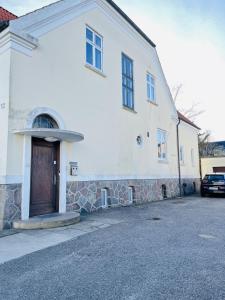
101 188 108 208
128 187 134 204
180 145 184 164
86 26 103 71
147 73 156 102
157 129 167 161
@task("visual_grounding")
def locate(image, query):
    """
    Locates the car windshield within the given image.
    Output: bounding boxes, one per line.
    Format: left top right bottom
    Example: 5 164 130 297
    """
204 175 225 182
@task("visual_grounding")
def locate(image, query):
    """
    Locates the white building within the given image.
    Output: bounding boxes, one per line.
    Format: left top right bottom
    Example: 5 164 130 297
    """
0 0 200 229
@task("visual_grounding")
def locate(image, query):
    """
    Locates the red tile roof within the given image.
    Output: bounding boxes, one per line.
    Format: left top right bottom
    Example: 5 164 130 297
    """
0 7 17 21
178 111 200 130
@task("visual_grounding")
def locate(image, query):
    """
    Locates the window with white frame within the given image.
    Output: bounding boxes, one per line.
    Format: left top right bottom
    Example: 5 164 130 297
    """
191 148 195 166
180 145 184 164
86 26 103 71
147 73 155 102
122 53 134 109
157 129 167 160
101 188 108 208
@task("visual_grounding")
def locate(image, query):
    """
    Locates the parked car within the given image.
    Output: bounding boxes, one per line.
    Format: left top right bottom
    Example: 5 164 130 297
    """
201 173 225 197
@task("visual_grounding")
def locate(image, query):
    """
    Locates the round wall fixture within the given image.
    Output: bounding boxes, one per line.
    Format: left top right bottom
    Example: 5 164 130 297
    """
136 135 143 146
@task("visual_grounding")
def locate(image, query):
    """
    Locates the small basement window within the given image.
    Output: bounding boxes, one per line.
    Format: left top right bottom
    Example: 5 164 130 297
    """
101 188 108 208
193 182 196 193
128 186 134 204
162 184 167 199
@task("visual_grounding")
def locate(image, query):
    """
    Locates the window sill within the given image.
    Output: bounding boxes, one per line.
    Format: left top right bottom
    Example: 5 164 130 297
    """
85 64 106 78
158 159 168 164
147 99 158 106
122 106 137 114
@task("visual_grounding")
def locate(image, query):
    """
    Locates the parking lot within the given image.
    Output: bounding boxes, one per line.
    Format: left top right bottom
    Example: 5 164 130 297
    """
1 196 225 299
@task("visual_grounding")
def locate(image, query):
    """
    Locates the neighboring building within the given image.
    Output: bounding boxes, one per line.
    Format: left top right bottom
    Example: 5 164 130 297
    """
201 141 225 158
201 157 225 177
177 112 200 194
0 7 17 21
201 141 225 177
0 0 200 229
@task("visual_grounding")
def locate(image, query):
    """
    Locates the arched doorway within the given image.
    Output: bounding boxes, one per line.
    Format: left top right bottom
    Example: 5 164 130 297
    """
30 114 60 217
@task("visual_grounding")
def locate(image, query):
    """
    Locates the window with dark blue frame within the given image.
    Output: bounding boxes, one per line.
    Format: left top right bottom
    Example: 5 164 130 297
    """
122 54 134 109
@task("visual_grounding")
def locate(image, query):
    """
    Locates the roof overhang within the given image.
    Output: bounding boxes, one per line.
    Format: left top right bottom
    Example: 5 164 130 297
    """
14 128 84 143
1 0 155 58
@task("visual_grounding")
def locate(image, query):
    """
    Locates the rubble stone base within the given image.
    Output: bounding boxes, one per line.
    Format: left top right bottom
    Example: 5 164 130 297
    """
0 184 22 230
0 178 200 229
67 178 200 213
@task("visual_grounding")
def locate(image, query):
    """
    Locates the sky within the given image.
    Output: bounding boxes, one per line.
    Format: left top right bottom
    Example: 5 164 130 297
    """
1 0 225 141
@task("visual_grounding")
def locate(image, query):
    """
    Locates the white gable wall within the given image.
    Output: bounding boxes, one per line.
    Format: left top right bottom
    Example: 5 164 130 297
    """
6 5 180 181
179 120 200 179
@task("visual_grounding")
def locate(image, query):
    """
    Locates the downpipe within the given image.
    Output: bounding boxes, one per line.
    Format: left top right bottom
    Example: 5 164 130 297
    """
176 118 182 198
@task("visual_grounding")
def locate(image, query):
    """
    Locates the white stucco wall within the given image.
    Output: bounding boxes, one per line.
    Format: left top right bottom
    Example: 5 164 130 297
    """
0 49 10 178
2 2 199 182
201 157 225 177
179 120 200 179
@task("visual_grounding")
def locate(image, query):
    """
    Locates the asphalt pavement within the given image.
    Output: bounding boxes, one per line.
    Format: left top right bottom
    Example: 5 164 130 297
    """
1 196 225 300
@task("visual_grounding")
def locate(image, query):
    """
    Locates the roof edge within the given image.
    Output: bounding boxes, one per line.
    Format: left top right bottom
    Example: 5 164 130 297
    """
0 6 18 20
11 0 156 49
178 111 201 130
105 0 156 48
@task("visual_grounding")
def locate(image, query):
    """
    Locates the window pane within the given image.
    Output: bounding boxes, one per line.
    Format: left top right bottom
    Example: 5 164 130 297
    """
122 76 126 86
151 86 155 100
123 86 127 106
127 78 133 89
150 76 154 85
157 130 167 160
161 132 166 143
157 130 161 143
122 57 126 74
95 48 102 70
86 42 93 65
158 143 161 158
95 35 102 48
127 90 132 108
126 60 132 77
86 28 93 41
147 84 151 99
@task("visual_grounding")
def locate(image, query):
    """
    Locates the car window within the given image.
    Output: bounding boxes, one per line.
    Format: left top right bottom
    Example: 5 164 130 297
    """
204 175 225 182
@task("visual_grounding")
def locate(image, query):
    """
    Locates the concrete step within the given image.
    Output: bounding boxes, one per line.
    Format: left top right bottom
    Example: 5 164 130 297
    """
12 212 80 230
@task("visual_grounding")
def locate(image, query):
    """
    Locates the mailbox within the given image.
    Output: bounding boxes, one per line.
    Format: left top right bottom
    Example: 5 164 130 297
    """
70 162 78 176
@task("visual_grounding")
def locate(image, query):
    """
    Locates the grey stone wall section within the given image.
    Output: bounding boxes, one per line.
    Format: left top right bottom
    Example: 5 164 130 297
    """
66 178 200 214
0 184 22 230
181 178 200 195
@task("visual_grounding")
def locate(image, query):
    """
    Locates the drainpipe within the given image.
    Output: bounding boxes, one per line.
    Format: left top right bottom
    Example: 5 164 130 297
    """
176 118 182 197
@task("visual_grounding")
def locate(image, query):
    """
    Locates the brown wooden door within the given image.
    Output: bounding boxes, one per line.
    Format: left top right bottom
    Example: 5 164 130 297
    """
30 138 60 217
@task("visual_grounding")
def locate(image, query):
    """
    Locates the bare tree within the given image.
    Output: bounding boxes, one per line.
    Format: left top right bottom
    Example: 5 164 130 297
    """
198 131 224 157
198 131 211 157
172 84 205 122
172 84 183 103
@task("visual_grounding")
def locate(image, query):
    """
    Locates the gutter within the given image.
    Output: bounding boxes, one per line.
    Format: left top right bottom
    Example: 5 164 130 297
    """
176 118 182 197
